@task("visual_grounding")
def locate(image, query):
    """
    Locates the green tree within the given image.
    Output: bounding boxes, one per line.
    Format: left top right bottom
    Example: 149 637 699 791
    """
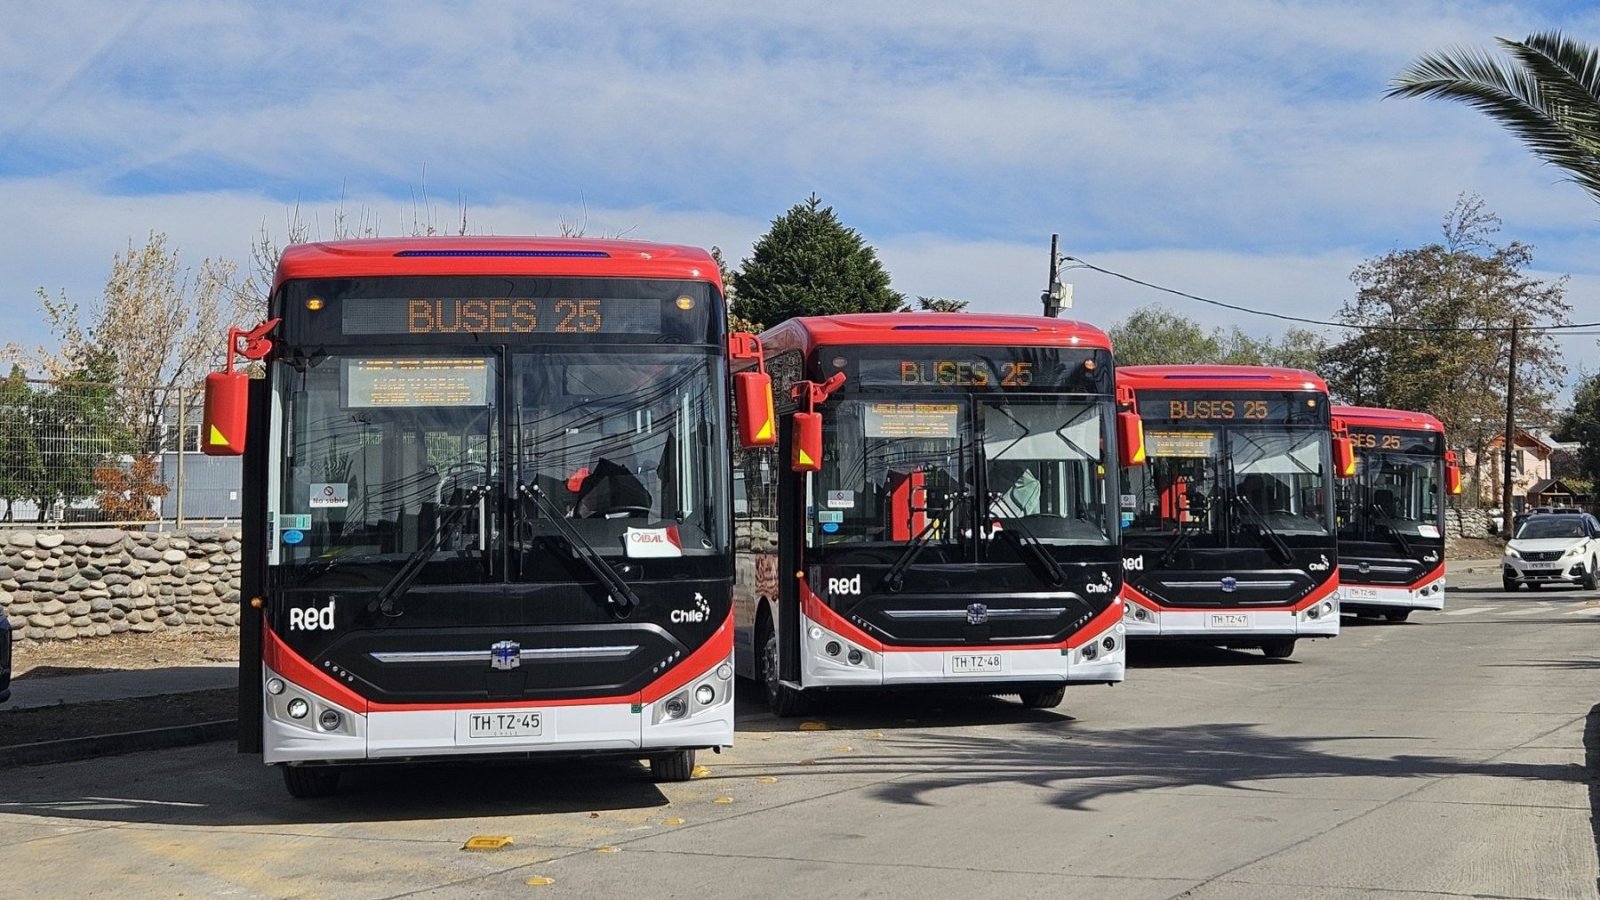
1106 305 1327 369
915 296 969 312
1320 196 1568 484
1557 372 1600 489
0 365 40 521
1389 32 1600 207
27 349 126 522
732 195 905 329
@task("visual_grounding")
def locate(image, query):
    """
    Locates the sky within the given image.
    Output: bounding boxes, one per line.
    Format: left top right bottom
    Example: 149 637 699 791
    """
3 0 1600 396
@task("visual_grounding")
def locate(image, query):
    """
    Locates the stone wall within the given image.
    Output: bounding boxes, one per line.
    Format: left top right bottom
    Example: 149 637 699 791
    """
0 528 241 643
1446 506 1494 540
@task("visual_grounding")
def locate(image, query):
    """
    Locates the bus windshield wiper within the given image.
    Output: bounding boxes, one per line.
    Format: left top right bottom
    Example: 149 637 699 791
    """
1232 493 1295 564
988 492 1066 587
878 490 970 593
1367 503 1415 557
517 482 641 615
372 484 490 617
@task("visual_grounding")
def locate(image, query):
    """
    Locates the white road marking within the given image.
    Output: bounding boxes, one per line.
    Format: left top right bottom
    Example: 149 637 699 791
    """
1497 607 1546 616
1444 606 1493 616
1564 606 1600 616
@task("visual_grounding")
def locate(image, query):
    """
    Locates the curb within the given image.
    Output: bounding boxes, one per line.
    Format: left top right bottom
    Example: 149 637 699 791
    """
0 719 237 768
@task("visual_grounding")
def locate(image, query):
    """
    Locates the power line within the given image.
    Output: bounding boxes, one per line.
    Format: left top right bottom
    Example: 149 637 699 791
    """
1062 255 1600 334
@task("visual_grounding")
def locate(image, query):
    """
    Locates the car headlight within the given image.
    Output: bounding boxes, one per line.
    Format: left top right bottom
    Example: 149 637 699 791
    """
1565 545 1583 557
1504 548 1520 560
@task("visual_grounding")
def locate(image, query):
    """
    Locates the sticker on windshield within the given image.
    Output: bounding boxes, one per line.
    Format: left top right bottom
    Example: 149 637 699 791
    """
281 513 312 530
625 526 683 558
1417 524 1440 539
818 510 844 524
310 483 350 508
282 529 305 545
827 490 855 509
1120 494 1137 509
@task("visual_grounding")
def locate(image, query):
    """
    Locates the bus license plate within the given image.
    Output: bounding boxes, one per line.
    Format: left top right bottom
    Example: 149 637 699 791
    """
946 653 1003 674
1208 613 1251 628
1343 587 1380 600
463 710 544 740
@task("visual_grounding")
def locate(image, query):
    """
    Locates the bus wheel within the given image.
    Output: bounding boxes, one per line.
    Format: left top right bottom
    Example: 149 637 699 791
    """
1018 686 1066 709
1383 610 1411 623
761 628 809 718
1260 640 1296 659
281 765 341 799
649 749 695 783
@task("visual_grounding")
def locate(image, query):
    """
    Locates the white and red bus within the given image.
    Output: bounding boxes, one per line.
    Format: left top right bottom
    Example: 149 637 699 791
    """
731 314 1141 715
205 237 771 797
1332 405 1461 621
1117 365 1353 658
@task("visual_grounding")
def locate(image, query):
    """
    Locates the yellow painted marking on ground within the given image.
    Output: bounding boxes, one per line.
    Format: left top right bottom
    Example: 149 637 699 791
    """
662 817 686 826
463 835 514 851
526 876 556 886
798 721 831 730
869 731 885 740
713 796 734 804
691 765 712 778
757 776 778 784
597 845 621 854
832 745 853 752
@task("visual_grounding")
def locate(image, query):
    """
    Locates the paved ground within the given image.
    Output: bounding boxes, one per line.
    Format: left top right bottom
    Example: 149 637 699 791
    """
0 564 1595 899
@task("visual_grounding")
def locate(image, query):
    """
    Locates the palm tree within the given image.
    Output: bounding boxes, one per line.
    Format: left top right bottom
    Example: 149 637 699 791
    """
1388 31 1600 205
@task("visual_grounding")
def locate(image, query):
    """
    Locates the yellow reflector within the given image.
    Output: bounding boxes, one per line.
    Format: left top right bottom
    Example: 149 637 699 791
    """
208 425 229 446
675 295 694 310
462 835 513 851
307 297 325 311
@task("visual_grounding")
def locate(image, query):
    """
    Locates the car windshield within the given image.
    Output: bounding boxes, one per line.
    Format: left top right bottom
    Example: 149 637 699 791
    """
1515 517 1587 540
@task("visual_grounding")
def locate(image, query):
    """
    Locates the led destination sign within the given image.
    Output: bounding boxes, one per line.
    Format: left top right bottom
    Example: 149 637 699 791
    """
848 347 1109 392
1349 430 1441 453
340 297 665 336
1138 394 1323 424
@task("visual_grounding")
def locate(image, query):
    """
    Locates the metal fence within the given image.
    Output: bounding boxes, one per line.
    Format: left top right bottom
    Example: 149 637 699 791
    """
0 377 240 528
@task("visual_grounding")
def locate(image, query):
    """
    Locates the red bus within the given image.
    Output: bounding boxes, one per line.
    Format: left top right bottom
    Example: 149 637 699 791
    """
1117 365 1352 658
1332 405 1461 621
732 313 1140 715
205 237 771 797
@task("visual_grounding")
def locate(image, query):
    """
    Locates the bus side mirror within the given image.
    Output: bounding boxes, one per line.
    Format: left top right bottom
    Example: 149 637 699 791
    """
1333 436 1356 479
734 371 777 448
201 371 250 456
1446 463 1462 495
1117 411 1146 468
791 411 823 473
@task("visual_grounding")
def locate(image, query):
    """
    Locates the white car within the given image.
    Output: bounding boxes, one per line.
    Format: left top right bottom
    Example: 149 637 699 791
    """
1502 513 1600 591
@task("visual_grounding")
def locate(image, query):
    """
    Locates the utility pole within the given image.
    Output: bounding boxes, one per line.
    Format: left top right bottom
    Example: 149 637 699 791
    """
1042 234 1062 318
1501 320 1519 531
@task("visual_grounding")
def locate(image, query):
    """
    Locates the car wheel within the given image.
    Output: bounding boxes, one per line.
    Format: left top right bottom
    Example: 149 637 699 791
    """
1261 639 1295 659
1584 559 1598 590
281 765 341 799
1503 577 1518 592
1017 685 1067 709
649 749 695 783
762 626 810 718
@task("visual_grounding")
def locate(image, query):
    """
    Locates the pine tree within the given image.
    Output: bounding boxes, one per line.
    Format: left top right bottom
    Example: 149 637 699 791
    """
732 195 905 330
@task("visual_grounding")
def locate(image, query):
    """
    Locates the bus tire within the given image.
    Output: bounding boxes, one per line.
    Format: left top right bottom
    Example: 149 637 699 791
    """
761 626 809 718
1260 639 1295 659
1018 685 1066 709
281 765 341 799
649 749 695 783
1383 610 1411 623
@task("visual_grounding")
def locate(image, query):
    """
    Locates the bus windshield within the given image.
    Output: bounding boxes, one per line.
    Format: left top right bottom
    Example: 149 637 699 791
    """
1124 425 1331 545
1337 449 1443 542
811 396 1112 554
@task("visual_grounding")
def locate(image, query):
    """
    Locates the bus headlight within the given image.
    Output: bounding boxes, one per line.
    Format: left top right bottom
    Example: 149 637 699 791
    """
287 698 309 720
266 678 285 696
695 684 716 705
